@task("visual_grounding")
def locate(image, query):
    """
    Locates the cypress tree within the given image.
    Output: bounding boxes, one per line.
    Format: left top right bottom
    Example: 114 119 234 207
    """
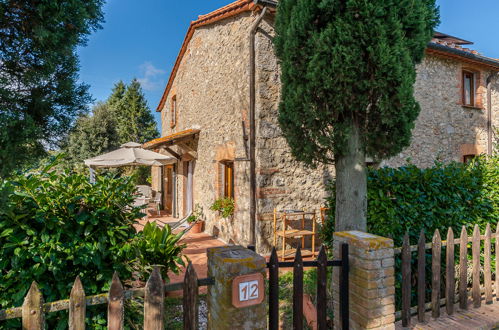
274 0 439 230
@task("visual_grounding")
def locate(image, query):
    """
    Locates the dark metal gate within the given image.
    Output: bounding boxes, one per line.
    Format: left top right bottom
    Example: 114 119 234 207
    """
266 244 349 330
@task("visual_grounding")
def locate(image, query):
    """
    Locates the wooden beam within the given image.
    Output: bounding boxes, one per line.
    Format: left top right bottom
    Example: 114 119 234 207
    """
164 147 181 160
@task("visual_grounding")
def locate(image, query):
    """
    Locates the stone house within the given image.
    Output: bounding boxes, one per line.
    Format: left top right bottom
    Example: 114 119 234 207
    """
143 0 499 252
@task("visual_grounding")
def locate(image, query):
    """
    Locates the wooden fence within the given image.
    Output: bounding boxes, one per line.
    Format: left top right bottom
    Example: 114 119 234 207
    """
397 223 498 327
0 262 210 329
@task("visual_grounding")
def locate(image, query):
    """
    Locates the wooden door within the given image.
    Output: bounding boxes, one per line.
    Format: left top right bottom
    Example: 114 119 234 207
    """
163 165 174 214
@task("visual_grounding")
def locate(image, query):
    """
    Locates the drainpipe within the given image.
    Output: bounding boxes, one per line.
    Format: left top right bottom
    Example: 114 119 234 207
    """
487 73 497 156
248 6 268 250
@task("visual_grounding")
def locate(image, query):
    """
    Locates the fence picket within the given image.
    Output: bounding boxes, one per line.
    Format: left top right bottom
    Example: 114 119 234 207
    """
431 230 441 318
446 227 455 315
485 224 492 304
183 262 199 330
108 272 124 330
472 225 481 308
269 248 279 330
417 230 426 323
496 223 499 302
69 276 86 330
316 246 327 330
401 233 411 327
144 267 165 329
293 246 303 330
459 226 468 310
22 281 44 330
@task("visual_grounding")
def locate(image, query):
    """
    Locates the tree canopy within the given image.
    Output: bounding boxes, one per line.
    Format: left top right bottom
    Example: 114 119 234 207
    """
114 79 158 145
274 0 439 230
63 80 159 171
64 102 120 168
274 0 439 166
0 0 105 178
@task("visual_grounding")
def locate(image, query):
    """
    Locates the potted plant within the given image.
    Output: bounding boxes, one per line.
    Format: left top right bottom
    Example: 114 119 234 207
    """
210 197 235 218
188 204 204 233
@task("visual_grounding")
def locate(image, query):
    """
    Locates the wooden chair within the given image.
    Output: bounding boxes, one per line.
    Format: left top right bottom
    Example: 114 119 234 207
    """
273 209 317 259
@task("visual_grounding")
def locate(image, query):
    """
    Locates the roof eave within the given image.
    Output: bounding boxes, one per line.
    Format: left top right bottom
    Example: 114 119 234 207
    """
427 42 499 70
156 0 260 112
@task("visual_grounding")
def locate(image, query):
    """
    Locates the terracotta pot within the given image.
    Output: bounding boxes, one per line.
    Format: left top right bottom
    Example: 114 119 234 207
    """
191 221 204 234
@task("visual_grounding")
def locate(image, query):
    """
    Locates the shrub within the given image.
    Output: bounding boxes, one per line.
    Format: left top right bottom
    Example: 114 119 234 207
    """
321 157 499 247
321 157 499 311
0 158 140 328
210 197 235 218
132 221 185 279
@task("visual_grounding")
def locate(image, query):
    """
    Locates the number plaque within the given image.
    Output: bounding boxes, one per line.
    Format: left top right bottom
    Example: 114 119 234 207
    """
232 273 265 308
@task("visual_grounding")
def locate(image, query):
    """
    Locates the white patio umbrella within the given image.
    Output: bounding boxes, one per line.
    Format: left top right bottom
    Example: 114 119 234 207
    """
84 142 176 183
84 142 176 168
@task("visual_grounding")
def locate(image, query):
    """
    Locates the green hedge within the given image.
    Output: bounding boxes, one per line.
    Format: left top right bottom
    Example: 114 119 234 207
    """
322 157 499 311
322 156 499 248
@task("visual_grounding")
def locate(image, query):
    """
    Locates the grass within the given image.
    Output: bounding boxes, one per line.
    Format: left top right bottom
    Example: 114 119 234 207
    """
276 268 335 328
122 295 207 329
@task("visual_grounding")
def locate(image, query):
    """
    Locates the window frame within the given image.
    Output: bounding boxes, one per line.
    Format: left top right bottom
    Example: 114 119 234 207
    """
222 161 234 199
462 70 475 107
463 154 476 164
170 95 177 128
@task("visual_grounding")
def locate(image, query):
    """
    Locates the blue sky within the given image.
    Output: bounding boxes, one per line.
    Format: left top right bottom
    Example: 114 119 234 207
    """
77 0 499 131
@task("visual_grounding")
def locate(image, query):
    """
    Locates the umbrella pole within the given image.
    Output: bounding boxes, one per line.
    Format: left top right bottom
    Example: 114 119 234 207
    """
89 166 96 184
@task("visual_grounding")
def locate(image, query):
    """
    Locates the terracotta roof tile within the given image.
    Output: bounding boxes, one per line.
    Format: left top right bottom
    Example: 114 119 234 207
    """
142 129 201 149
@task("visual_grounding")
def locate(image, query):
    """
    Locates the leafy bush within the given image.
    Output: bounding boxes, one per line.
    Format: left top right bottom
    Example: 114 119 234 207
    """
321 157 499 247
321 157 499 312
0 158 141 328
210 197 235 218
132 221 185 279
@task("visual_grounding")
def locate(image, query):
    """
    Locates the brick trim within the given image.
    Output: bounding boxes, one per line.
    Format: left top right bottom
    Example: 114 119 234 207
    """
460 144 486 162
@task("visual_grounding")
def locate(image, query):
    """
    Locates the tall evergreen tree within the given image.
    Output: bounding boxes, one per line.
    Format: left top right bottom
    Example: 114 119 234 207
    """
107 80 126 109
114 79 158 144
0 0 104 178
274 0 439 231
62 80 159 171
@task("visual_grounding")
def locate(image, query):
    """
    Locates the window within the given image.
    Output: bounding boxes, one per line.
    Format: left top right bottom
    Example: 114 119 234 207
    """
463 154 476 164
462 71 475 106
171 95 177 128
222 161 234 198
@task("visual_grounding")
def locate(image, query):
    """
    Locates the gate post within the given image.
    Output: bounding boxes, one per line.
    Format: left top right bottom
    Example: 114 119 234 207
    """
333 231 396 330
207 245 267 330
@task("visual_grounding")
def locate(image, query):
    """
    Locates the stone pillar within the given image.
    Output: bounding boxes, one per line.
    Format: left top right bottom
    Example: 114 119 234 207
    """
207 245 267 330
333 231 396 330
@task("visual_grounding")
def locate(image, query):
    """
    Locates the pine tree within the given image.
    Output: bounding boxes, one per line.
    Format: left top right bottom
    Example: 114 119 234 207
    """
114 79 159 144
107 80 126 109
0 0 104 178
274 0 439 231
62 80 159 172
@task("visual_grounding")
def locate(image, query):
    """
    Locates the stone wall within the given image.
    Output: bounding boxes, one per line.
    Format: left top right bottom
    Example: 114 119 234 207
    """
159 12 256 246
254 16 335 253
158 7 499 254
383 55 499 167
